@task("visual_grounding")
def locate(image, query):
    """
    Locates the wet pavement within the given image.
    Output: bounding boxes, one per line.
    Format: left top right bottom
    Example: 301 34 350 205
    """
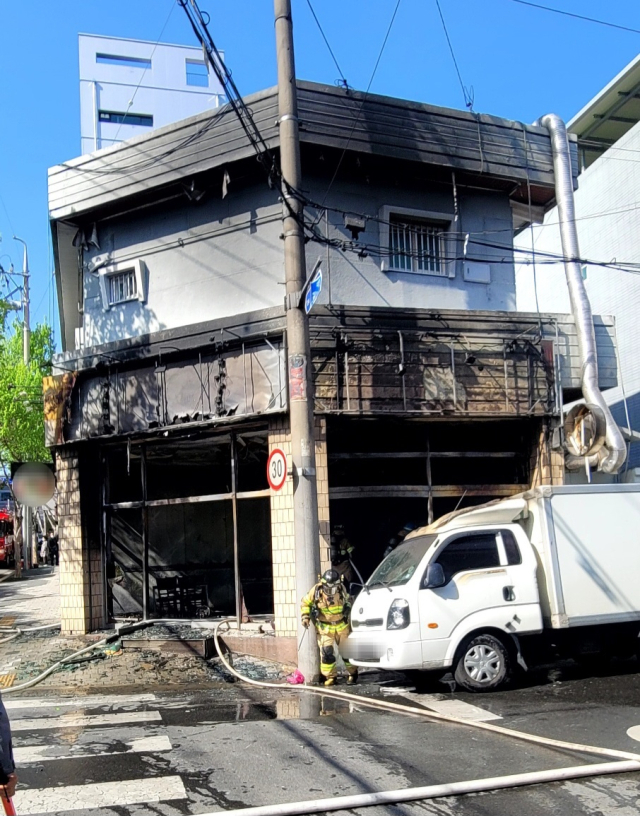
6 659 640 815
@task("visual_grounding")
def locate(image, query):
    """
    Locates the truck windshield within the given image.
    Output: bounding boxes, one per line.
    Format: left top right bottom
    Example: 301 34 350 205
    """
368 535 437 588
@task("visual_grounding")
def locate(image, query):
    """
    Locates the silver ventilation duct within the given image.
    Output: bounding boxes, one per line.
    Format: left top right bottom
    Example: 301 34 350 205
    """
537 113 626 474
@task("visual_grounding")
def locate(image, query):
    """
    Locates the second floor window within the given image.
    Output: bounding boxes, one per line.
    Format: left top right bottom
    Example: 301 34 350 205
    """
389 216 445 276
108 270 138 305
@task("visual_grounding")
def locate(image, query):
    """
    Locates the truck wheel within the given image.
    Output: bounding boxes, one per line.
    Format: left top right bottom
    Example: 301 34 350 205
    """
454 634 510 692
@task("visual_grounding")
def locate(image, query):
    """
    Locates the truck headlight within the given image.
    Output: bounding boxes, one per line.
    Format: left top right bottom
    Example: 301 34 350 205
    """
387 599 410 630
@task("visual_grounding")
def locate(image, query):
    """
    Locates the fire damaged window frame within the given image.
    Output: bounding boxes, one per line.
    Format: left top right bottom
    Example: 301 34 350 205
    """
379 205 455 278
98 259 148 311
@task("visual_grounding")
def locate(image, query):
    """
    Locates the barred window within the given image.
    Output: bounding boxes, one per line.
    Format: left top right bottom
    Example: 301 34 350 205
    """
108 270 138 305
389 217 445 275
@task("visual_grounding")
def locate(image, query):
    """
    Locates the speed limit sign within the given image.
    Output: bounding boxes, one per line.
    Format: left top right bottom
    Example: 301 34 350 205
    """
267 448 287 491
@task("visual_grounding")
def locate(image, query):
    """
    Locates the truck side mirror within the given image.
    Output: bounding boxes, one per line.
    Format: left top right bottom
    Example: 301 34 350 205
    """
424 563 445 589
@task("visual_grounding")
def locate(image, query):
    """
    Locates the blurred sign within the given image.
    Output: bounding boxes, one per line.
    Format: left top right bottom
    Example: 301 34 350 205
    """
13 463 55 507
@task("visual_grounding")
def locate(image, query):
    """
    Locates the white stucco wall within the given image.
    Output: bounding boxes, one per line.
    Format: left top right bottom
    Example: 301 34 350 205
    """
80 176 518 347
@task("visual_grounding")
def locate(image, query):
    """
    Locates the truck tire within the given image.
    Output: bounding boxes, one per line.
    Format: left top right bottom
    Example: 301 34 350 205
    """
454 634 511 692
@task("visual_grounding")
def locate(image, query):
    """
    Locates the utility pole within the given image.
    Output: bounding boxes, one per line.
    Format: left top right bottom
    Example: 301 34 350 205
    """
14 236 31 571
274 0 321 682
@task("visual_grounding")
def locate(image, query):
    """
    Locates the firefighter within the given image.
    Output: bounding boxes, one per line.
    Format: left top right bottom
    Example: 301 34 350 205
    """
383 522 417 558
330 524 355 590
301 569 358 687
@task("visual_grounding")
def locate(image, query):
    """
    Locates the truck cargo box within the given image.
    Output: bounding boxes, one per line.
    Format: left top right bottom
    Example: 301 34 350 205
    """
524 484 640 628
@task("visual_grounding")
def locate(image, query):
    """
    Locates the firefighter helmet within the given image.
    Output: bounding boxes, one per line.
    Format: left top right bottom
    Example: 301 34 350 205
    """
321 568 340 585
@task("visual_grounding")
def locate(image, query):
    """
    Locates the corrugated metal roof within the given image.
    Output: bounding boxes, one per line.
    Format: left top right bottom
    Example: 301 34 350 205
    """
49 81 573 221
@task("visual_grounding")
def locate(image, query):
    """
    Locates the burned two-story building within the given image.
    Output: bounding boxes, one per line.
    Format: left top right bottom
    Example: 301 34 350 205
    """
48 81 618 645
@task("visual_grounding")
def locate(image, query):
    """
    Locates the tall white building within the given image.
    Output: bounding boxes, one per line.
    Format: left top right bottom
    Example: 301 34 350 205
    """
79 33 225 154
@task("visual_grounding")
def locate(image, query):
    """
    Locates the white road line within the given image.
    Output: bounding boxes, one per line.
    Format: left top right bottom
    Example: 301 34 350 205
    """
627 725 640 742
14 774 186 815
4 693 156 710
14 734 172 763
11 711 162 732
382 689 502 722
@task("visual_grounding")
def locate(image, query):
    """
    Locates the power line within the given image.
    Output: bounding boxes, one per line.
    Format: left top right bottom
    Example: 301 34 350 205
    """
434 0 473 110
178 0 277 185
112 0 177 143
503 0 640 36
304 0 348 88
319 0 402 207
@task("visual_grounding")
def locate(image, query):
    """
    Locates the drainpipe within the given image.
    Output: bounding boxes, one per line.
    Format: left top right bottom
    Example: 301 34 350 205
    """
537 113 626 474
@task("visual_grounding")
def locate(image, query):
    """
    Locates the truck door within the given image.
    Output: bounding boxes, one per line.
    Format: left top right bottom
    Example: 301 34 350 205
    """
496 528 542 632
417 531 510 664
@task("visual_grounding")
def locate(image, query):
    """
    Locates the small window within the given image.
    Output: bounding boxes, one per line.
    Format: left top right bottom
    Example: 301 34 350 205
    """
108 270 138 305
435 533 500 584
96 53 152 69
389 216 445 276
501 530 522 566
581 264 588 280
186 59 209 87
98 110 153 127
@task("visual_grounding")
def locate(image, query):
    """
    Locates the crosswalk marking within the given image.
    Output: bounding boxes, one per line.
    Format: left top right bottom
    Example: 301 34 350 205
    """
381 688 502 722
14 734 172 763
14 775 187 815
4 693 156 710
11 710 162 732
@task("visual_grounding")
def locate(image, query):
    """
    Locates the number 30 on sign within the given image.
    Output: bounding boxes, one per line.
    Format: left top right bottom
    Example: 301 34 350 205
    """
267 448 287 491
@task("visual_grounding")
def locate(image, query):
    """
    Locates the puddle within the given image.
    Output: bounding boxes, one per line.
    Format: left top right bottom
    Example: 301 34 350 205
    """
160 695 360 726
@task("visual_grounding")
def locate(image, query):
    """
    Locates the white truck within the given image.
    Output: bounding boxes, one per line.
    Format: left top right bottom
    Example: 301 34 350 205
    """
346 484 640 691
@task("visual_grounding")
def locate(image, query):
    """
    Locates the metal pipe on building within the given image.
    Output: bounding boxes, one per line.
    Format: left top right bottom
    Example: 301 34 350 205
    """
537 114 626 473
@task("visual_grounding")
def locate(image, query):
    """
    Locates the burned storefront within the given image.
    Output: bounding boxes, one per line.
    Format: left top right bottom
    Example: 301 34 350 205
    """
50 302 617 635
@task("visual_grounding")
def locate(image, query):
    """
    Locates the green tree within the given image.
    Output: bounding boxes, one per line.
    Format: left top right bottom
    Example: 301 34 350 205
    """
0 318 54 469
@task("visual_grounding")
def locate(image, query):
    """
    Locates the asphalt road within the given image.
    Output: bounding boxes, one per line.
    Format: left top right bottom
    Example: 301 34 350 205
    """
9 659 640 816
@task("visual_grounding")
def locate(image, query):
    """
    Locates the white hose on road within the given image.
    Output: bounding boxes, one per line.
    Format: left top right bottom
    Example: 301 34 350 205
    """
211 621 640 763
193 761 640 816
207 619 640 814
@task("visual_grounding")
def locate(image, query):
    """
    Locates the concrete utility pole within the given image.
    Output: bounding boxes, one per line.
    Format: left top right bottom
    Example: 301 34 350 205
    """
274 0 321 681
14 236 31 571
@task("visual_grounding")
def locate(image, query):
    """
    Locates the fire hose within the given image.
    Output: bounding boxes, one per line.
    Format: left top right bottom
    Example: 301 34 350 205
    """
207 619 640 816
4 618 640 814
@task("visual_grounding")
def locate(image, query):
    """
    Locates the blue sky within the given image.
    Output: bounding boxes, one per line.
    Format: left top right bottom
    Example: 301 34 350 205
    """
0 0 638 347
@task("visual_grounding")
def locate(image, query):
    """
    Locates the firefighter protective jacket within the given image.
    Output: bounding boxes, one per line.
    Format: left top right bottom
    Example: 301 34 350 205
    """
301 582 351 632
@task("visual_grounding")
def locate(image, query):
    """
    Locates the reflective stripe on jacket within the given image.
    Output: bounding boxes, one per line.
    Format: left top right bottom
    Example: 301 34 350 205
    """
301 581 350 627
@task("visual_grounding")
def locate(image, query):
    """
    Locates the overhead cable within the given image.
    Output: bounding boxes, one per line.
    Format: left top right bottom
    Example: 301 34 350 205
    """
503 0 640 35
319 0 403 207
434 0 474 110
304 0 349 89
178 0 278 186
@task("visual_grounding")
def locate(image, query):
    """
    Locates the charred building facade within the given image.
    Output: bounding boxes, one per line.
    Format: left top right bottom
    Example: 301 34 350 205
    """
48 82 617 642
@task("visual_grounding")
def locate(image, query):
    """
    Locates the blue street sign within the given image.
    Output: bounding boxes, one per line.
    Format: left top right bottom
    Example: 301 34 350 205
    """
304 267 323 314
